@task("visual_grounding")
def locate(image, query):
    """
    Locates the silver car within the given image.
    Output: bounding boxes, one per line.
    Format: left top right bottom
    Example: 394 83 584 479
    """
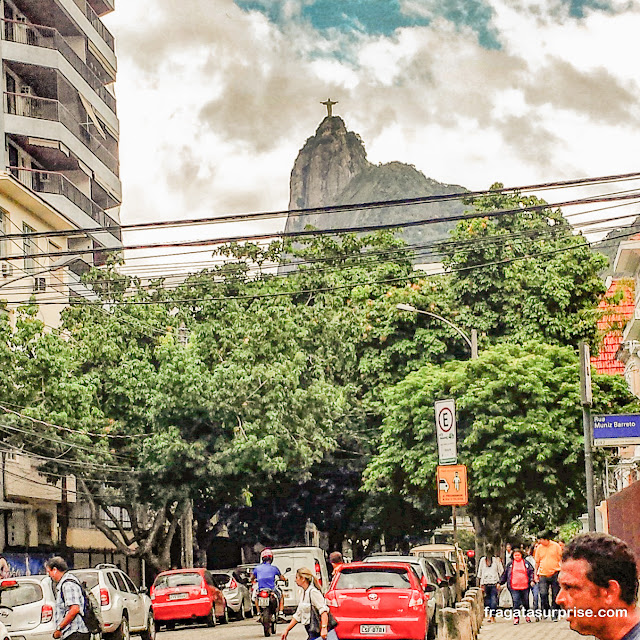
72 564 154 640
0 575 56 640
210 571 253 619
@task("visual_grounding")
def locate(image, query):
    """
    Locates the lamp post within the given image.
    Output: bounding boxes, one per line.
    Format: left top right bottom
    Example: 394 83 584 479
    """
396 303 478 544
396 303 478 359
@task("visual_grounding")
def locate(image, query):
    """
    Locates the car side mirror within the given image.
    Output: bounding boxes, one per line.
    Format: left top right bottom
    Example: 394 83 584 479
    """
449 577 456 586
423 584 436 593
285 568 292 574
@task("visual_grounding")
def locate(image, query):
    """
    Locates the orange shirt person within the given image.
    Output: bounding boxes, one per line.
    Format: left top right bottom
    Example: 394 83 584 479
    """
534 530 563 619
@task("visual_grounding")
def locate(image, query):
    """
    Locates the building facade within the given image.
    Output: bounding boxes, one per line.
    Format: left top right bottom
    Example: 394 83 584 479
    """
0 0 121 323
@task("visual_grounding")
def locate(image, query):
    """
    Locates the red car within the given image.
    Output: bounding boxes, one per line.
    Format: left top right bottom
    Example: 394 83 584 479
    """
325 562 432 640
150 568 228 628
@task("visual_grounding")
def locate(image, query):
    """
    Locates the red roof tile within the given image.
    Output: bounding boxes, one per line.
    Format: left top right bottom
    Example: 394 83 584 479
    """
591 279 635 375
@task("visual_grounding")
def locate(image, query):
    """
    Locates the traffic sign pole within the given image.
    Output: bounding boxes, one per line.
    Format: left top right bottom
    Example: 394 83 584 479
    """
579 341 596 532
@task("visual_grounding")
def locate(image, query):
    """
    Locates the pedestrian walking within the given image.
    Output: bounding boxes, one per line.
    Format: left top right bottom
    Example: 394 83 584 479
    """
534 529 562 620
525 544 540 612
45 556 89 640
500 548 535 624
477 550 503 623
557 532 640 640
281 567 338 640
505 542 513 566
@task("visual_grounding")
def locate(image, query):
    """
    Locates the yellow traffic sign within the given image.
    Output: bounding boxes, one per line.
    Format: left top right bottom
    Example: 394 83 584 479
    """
437 465 468 506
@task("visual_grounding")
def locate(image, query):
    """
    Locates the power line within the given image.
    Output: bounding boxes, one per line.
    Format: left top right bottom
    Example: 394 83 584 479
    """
3 170 640 241
0 447 135 473
0 405 151 440
1 226 624 308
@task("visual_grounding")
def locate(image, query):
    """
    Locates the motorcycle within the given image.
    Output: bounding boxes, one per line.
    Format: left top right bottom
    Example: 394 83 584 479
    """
256 588 278 637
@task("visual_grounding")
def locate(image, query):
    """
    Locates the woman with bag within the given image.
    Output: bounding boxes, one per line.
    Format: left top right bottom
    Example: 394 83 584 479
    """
281 567 338 640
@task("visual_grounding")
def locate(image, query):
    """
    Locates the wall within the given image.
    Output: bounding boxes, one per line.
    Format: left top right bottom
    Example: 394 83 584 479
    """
607 481 640 565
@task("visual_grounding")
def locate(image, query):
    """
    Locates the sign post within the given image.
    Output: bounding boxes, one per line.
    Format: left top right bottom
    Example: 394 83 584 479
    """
437 465 468 506
435 399 457 465
435 400 460 542
579 341 596 532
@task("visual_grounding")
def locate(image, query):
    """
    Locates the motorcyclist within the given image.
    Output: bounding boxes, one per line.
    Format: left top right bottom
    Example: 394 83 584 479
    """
253 548 286 622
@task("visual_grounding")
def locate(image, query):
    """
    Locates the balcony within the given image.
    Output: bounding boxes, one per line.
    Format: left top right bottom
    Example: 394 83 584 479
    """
6 92 119 175
68 0 115 51
3 19 116 114
8 166 122 241
86 0 115 18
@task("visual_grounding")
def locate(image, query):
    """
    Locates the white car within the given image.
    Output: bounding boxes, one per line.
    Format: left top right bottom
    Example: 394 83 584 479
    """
0 575 56 640
0 620 9 640
72 564 154 640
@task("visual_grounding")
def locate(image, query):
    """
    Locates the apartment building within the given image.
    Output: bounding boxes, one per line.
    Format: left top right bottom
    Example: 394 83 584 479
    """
0 0 121 326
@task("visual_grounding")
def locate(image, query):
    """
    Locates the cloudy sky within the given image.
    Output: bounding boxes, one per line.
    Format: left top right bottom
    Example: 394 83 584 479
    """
102 0 640 262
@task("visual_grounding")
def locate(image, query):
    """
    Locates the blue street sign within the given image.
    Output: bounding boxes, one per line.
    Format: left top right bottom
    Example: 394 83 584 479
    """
593 414 640 446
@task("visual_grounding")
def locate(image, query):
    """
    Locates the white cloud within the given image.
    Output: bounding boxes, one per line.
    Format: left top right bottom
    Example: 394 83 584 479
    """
104 0 640 260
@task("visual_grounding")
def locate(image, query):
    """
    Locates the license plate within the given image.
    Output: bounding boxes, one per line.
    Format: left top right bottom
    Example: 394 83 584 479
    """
169 593 189 600
361 625 387 634
258 597 270 607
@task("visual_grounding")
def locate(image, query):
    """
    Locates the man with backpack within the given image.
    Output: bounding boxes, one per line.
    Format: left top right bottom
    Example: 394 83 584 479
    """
45 556 92 640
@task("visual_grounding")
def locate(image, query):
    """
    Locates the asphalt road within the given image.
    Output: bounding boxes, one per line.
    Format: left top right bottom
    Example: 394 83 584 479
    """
156 617 308 640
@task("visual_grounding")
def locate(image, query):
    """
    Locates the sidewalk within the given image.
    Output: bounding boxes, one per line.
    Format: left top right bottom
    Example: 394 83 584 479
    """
477 616 593 639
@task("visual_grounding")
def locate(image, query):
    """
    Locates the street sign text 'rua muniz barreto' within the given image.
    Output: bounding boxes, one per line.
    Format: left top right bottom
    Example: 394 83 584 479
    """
593 414 640 447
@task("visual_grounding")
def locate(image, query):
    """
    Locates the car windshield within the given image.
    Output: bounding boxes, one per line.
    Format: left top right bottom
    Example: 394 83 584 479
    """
425 559 446 579
363 558 423 578
0 583 43 607
71 572 99 590
210 574 231 589
154 573 202 589
335 568 411 590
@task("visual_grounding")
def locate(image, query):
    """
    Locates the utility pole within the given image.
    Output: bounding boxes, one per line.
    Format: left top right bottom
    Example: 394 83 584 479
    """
579 342 596 531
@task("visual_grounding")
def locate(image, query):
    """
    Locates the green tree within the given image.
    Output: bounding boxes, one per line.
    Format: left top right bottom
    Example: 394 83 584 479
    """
442 185 607 346
363 341 640 550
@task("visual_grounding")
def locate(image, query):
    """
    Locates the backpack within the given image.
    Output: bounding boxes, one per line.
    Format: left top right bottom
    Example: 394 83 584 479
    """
61 576 103 635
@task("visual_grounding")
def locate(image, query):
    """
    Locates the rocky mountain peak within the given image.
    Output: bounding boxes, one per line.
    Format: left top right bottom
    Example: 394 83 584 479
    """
289 116 369 210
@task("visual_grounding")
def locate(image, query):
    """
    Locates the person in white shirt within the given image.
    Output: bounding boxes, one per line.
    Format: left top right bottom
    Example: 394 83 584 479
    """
281 567 335 640
477 550 504 623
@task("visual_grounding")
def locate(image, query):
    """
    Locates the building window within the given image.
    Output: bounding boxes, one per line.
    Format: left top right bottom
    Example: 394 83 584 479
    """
23 222 36 273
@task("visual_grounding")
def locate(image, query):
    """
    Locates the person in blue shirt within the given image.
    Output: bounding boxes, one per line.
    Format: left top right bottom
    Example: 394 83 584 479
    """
253 549 286 621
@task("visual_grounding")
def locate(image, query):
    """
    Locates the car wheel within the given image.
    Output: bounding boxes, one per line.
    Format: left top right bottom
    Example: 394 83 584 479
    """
219 606 229 624
113 617 130 640
140 613 156 640
205 606 216 627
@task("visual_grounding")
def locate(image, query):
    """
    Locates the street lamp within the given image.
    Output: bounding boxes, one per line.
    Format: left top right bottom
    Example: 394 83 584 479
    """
396 302 478 547
396 303 478 359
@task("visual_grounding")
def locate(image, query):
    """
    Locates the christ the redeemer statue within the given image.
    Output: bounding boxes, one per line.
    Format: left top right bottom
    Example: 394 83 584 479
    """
321 98 338 117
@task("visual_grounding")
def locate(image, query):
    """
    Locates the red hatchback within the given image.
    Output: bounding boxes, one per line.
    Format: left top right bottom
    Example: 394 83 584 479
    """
325 562 430 640
151 568 227 628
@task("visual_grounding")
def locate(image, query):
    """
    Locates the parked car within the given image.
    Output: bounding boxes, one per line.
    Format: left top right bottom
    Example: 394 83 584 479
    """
150 568 227 629
71 564 154 640
410 544 468 593
270 547 330 614
0 576 56 640
362 556 439 640
326 562 433 640
0 621 9 640
209 570 253 619
422 558 456 608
